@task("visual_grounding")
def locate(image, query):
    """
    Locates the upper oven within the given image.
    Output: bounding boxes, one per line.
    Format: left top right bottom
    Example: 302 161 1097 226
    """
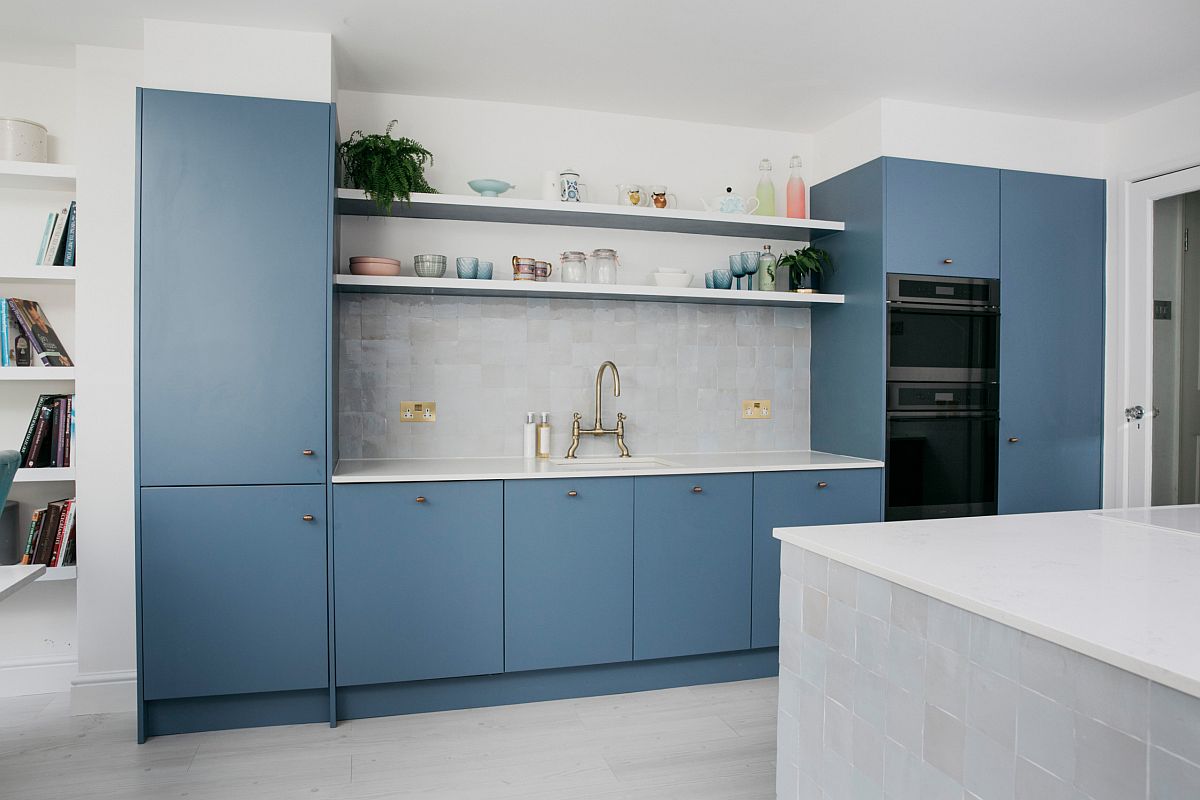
886 274 1000 383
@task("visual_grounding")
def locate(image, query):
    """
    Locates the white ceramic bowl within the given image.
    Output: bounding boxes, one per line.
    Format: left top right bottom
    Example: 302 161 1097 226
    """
652 272 693 288
657 267 686 274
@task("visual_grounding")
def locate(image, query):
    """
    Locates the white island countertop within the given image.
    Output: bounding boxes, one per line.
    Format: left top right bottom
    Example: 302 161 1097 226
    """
334 450 883 483
0 564 46 602
775 506 1200 699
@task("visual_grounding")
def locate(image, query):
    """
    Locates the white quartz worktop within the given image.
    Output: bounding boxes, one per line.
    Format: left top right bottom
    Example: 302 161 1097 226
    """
333 450 883 483
0 564 46 603
775 506 1200 698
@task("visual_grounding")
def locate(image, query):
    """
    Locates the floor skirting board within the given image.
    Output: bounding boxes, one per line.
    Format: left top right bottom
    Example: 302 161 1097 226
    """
142 688 330 740
0 655 78 697
337 648 780 721
70 669 137 715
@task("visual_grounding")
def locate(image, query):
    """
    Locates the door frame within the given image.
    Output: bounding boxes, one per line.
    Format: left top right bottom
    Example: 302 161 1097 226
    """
1108 160 1200 508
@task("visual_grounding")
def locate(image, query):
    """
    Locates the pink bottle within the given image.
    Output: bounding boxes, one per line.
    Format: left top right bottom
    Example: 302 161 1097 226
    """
786 155 807 219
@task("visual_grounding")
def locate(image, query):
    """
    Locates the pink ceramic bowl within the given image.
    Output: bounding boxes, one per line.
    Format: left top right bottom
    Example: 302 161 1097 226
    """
348 257 402 276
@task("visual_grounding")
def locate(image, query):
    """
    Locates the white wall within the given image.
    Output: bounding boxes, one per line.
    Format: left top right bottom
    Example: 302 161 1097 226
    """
69 45 142 714
142 19 333 103
0 60 79 697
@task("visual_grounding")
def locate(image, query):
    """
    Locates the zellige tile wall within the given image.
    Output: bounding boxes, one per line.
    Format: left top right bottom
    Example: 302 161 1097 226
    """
338 294 811 459
777 546 1200 800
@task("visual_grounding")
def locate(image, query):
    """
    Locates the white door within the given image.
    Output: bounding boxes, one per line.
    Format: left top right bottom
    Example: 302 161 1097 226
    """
1118 166 1200 507
1179 195 1200 503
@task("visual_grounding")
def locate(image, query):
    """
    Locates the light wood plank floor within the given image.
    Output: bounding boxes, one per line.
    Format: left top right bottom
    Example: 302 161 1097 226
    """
0 678 777 799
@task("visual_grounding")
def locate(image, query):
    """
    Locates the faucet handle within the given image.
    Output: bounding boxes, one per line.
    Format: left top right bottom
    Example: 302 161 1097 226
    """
617 412 626 420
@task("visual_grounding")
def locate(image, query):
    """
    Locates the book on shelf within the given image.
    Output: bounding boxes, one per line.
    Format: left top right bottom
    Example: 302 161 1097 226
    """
8 298 72 366
20 393 74 468
20 497 76 567
31 201 77 267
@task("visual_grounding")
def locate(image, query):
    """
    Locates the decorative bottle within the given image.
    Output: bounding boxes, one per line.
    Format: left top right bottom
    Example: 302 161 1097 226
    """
536 412 552 459
754 158 776 216
758 244 778 292
786 155 807 219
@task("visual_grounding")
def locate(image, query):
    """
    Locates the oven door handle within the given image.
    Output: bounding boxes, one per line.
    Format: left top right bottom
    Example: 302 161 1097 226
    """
887 302 1000 315
887 411 999 420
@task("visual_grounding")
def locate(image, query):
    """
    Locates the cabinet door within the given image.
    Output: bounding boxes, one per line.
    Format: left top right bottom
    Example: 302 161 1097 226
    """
140 485 328 700
999 171 1105 513
751 469 883 648
505 477 633 672
333 481 503 686
138 89 331 486
634 473 753 660
885 158 1000 279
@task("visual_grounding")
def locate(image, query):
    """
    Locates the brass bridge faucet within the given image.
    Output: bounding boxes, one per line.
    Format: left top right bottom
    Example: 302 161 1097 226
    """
565 360 631 458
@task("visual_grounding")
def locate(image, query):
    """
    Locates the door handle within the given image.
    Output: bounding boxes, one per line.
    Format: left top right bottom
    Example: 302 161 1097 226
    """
415 496 426 503
692 486 703 494
816 481 828 489
302 449 315 456
942 258 953 265
302 514 315 522
567 490 578 497
1125 405 1145 422
1008 437 1020 443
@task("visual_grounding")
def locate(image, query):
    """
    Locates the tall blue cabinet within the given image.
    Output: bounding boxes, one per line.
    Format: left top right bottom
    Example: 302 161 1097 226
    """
811 157 1105 510
136 89 335 741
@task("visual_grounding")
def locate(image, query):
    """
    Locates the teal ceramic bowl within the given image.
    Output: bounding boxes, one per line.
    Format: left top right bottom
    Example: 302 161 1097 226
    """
467 179 515 197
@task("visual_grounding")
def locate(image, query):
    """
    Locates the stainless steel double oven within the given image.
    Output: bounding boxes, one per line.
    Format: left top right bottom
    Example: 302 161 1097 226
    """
885 275 1000 521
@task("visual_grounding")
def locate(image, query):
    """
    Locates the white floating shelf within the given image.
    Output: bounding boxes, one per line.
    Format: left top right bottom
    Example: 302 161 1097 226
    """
15 467 75 483
0 265 77 284
36 566 76 582
336 189 844 241
0 160 76 191
335 274 844 308
0 367 74 381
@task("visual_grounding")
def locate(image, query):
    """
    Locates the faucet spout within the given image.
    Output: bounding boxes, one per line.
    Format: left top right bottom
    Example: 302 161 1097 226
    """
565 360 631 459
594 360 620 430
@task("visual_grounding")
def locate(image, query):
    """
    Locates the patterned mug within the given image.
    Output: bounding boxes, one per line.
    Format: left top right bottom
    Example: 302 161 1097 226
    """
534 261 553 281
513 256 538 281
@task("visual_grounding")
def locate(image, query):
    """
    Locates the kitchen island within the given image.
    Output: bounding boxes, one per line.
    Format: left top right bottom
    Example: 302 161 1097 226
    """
773 506 1200 800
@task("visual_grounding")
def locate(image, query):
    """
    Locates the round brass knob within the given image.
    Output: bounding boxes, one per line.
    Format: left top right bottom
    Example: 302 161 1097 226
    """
302 449 315 456
943 258 954 264
415 496 426 503
1008 437 1020 443
817 481 828 489
567 490 578 497
302 514 315 522
692 486 703 494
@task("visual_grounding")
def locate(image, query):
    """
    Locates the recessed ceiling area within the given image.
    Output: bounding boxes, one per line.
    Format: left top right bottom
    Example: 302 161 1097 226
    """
3 0 1199 130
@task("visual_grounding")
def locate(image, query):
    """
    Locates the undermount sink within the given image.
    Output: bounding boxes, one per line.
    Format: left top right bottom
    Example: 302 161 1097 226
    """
550 456 676 469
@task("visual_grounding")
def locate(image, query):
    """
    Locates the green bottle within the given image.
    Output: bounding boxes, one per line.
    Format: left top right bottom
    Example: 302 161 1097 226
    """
755 158 776 216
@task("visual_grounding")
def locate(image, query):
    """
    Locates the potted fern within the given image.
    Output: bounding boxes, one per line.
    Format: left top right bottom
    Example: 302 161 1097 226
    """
337 120 436 214
777 246 834 293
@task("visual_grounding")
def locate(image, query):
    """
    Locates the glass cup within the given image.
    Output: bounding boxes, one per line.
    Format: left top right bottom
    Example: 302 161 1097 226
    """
456 257 479 279
705 271 715 289
477 261 493 280
740 251 759 291
729 254 746 290
712 269 733 289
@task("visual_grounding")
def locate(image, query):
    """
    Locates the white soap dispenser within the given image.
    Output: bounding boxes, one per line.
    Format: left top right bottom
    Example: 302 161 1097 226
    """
523 411 537 459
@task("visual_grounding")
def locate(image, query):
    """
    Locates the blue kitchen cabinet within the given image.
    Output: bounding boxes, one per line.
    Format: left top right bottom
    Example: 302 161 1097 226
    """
138 89 331 487
505 477 634 671
998 170 1105 513
139 484 328 701
333 481 503 686
885 158 1000 279
751 469 883 648
633 473 753 660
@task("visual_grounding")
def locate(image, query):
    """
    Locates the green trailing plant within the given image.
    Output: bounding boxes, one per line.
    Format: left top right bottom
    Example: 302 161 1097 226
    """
337 120 436 214
777 246 835 290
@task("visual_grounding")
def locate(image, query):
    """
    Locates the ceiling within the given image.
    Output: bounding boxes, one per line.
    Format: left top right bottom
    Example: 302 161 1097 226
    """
4 0 1199 131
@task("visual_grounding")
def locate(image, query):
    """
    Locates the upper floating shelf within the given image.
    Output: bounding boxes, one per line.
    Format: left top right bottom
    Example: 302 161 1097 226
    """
335 274 844 308
336 189 844 241
0 160 76 191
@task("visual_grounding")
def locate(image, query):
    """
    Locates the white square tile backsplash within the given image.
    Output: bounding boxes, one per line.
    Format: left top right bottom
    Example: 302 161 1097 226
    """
338 294 811 459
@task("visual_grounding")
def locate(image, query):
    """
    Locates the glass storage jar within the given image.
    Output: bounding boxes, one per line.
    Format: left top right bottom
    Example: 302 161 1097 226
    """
589 248 620 285
560 251 588 284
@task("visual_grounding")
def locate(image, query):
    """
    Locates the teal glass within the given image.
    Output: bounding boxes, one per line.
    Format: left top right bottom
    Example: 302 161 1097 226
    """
712 269 733 289
704 271 714 289
456 257 478 279
740 251 758 291
478 261 494 280
729 254 746 290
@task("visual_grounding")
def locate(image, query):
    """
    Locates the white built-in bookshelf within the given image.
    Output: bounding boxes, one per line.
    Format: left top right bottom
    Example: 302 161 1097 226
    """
0 161 77 580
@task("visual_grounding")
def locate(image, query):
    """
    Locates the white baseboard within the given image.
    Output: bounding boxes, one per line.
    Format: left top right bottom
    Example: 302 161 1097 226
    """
0 655 77 697
70 669 137 714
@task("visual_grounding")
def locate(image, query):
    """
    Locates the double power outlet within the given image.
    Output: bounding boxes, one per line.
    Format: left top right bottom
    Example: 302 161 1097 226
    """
741 399 772 420
400 401 437 422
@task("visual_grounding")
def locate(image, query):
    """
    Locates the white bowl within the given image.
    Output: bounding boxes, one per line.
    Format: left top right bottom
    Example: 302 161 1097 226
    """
652 272 693 288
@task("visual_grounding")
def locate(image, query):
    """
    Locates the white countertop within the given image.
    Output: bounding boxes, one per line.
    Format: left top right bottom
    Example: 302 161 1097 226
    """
333 450 884 483
0 564 46 602
775 506 1200 698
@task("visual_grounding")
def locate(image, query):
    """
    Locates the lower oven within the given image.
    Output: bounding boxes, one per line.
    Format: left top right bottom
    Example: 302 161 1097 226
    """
885 382 998 521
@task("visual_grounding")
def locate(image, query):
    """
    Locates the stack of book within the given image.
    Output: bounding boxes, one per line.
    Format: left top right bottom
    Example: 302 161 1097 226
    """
0 298 72 367
20 393 74 469
34 201 77 266
19 497 76 567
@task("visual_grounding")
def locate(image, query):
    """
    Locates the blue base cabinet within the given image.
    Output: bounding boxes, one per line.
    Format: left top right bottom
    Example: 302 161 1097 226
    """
140 485 329 701
633 473 753 660
505 478 634 672
333 482 503 686
751 469 883 648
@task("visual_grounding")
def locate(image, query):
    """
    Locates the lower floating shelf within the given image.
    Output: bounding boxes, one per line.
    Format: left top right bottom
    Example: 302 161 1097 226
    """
334 274 844 308
36 566 76 582
15 467 75 483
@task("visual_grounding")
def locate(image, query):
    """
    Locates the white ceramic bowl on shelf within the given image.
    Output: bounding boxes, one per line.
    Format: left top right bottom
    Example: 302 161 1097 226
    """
652 272 693 288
